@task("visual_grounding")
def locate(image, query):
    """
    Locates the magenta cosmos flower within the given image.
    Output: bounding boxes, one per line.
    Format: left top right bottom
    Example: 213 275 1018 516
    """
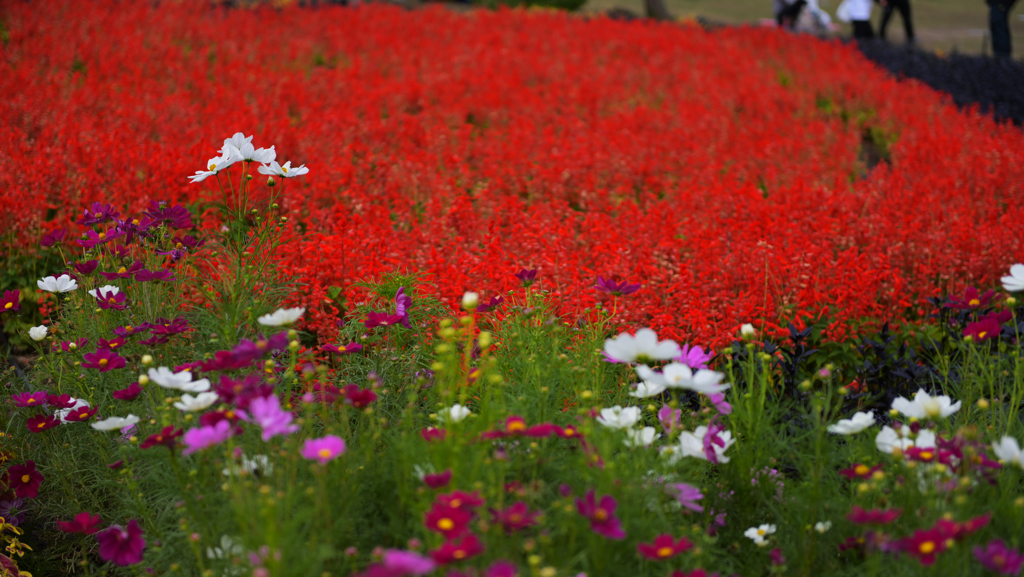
395 287 413 328
676 344 712 369
637 534 693 560
365 311 405 329
665 483 703 512
7 461 43 499
323 342 363 355
1 290 20 314
57 512 104 535
96 519 146 566
82 349 126 372
974 540 1024 575
301 435 346 464
514 268 538 286
11 391 48 408
946 287 996 310
576 490 626 540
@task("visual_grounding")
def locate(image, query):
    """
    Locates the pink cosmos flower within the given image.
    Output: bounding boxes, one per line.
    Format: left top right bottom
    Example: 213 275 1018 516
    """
96 288 128 311
637 534 693 560
490 502 539 533
595 276 640 296
658 404 681 434
112 383 143 401
7 461 43 498
380 549 436 575
946 287 996 310
181 420 233 455
323 342 363 355
365 312 405 329
11 391 48 408
96 519 146 566
707 392 732 415
665 483 703 512
238 395 299 441
429 534 484 564
423 470 452 489
57 512 103 534
82 349 126 372
484 561 518 577
576 489 626 540
395 287 413 328
1 290 20 314
676 344 712 369
301 435 346 464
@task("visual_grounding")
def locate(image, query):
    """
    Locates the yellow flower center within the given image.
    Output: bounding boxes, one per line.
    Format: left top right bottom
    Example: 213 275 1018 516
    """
919 541 935 554
132 219 139 225
509 514 522 522
449 499 461 509
757 529 767 536
978 331 987 339
508 421 526 432
969 299 980 306
919 451 934 460
209 163 217 171
282 166 289 173
155 436 163 442
854 464 869 475
98 232 105 239
563 429 574 437
437 518 454 531
117 267 126 273
36 422 45 429
453 550 466 560
657 547 674 558
318 448 332 458
125 326 132 331
108 298 117 303
175 242 183 249
4 303 11 309
594 508 608 521
26 399 35 404
21 475 29 483
99 359 108 367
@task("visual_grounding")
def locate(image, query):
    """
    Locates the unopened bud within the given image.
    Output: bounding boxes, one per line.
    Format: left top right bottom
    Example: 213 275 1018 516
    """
141 354 153 366
267 177 276 187
461 292 479 311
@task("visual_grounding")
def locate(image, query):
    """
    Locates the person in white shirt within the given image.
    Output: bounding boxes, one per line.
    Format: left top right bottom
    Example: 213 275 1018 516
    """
836 0 875 38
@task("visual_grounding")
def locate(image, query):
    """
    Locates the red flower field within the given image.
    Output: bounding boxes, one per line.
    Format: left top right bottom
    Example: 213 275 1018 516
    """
1 0 1021 346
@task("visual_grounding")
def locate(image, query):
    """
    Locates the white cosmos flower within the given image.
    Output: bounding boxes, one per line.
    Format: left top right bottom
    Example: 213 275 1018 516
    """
629 381 667 398
440 404 471 423
992 436 1024 469
222 454 273 477
219 133 252 163
87 285 120 299
1002 264 1024 293
814 521 832 533
624 426 661 448
28 325 48 341
875 426 935 454
636 363 731 395
744 524 776 546
174 392 219 412
596 405 641 429
190 154 233 183
891 389 961 420
257 307 306 326
148 367 211 392
258 160 309 178
37 274 78 293
827 411 876 435
206 535 244 560
675 425 736 463
91 414 140 431
603 328 680 364
226 137 275 164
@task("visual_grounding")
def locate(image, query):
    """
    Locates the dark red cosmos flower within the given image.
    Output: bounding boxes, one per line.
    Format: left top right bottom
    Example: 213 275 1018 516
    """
40 227 67 247
46 393 76 409
322 342 363 355
53 338 89 353
113 324 149 338
964 317 1001 342
96 519 146 566
421 427 446 442
423 470 452 489
514 269 538 286
429 534 484 564
169 234 204 249
199 409 243 431
135 269 175 282
79 228 126 249
146 203 193 229
595 275 640 296
63 405 98 422
365 312 404 329
490 502 539 533
7 461 43 498
839 463 882 479
847 506 902 525
99 261 144 280
148 316 189 336
343 384 377 408
231 333 288 363
138 335 170 346
57 511 103 534
198 351 252 372
424 505 472 538
107 460 125 469
11 392 48 407
112 383 143 401
935 513 991 541
75 260 100 275
946 287 996 310
96 289 128 311
76 202 120 226
140 426 183 450
98 337 127 351
26 414 61 433
637 534 694 560
1 290 20 314
82 349 126 372
974 539 1024 575
436 491 484 511
576 489 626 540
900 526 948 565
476 295 504 313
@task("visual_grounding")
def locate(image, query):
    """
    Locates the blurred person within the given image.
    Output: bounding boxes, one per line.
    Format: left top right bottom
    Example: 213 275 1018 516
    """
799 0 834 33
837 0 875 38
878 0 915 43
988 0 1019 57
775 0 808 29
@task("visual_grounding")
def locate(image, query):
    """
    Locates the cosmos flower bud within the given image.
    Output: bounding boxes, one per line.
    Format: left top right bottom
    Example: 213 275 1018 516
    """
141 355 153 366
461 292 479 311
478 331 492 349
740 323 755 338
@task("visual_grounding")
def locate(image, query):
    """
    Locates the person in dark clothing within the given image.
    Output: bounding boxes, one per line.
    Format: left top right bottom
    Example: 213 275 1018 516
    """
989 0 1019 57
853 20 875 38
878 0 915 43
776 0 808 28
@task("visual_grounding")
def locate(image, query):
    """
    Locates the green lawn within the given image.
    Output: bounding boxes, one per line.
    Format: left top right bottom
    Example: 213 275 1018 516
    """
581 0 1024 56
